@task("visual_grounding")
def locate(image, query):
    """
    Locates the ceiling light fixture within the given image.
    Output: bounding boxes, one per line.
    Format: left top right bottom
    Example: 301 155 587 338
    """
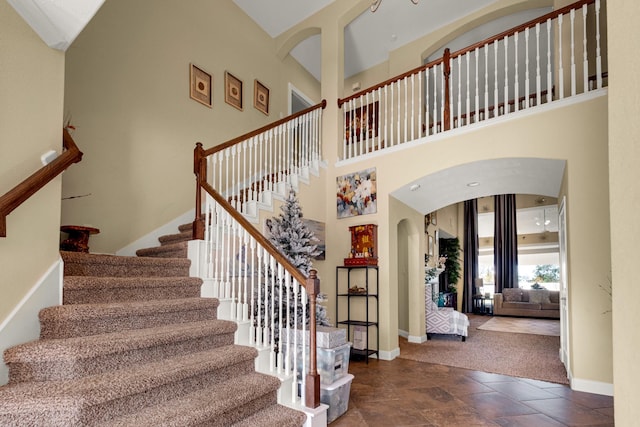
371 0 418 13
467 182 480 187
409 184 421 191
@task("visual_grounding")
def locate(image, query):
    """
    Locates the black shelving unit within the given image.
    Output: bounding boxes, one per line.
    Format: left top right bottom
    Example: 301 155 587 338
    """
336 265 379 363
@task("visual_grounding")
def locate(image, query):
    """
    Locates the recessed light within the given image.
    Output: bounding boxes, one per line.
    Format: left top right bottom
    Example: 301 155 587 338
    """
467 182 480 187
409 184 421 191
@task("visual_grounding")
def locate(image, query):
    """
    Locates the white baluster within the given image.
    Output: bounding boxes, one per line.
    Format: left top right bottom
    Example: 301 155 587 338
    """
525 27 530 108
465 53 470 125
474 48 479 122
502 36 508 114
595 0 602 89
284 272 292 376
276 263 284 374
425 68 430 133
390 83 395 145
230 219 238 320
582 4 589 93
403 76 408 143
397 81 402 143
411 73 415 140
249 236 256 345
558 14 565 99
493 41 499 116
570 8 576 96
457 55 462 127
417 73 422 138
514 32 519 111
484 45 489 120
290 277 299 403
547 19 552 103
268 255 276 371
440 63 445 129
536 23 541 106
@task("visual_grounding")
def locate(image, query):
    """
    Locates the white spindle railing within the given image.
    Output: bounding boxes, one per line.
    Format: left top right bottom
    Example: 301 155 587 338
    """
199 191 313 407
338 0 606 161
205 102 325 216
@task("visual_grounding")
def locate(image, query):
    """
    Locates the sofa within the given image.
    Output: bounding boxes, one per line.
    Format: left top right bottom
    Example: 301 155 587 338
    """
493 288 560 319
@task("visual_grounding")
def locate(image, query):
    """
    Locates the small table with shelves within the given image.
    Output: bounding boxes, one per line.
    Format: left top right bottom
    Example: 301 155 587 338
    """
336 265 379 363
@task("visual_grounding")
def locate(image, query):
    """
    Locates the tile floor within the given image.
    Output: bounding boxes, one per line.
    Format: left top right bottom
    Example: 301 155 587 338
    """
330 357 614 426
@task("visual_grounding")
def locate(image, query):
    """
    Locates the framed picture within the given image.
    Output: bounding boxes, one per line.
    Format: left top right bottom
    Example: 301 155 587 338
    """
345 101 379 144
189 64 212 108
225 71 243 111
424 214 430 233
428 234 434 257
431 211 437 225
336 168 377 218
254 80 269 115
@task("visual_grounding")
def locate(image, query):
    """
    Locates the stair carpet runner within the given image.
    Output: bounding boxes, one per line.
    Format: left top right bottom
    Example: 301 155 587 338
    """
0 223 306 426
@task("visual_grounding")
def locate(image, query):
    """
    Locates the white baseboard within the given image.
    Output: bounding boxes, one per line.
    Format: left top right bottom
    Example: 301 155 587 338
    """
0 258 63 385
116 209 195 256
571 377 614 396
408 334 428 344
398 329 409 338
378 347 399 361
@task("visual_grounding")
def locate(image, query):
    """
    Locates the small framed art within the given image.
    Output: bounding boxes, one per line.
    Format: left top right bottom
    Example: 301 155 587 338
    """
189 64 212 108
430 211 438 226
254 80 269 115
225 71 243 111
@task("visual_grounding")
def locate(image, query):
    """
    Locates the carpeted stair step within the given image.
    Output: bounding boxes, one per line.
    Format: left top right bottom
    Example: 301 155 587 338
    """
178 222 193 233
231 403 307 427
158 229 192 246
103 372 286 427
63 276 203 304
39 298 219 339
0 345 261 426
62 251 191 277
135 241 188 258
5 319 237 383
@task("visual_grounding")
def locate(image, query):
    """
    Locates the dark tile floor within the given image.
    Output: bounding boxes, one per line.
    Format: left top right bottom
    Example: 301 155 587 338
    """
330 358 614 426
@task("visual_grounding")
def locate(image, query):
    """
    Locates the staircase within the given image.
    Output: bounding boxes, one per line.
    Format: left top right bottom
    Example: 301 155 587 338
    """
0 245 306 426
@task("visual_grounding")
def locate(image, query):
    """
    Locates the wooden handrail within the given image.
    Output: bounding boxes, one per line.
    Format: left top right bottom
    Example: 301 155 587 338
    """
338 0 596 109
0 128 83 237
203 100 327 157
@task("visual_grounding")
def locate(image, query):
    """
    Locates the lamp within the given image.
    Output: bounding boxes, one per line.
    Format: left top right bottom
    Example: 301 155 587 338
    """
474 278 484 296
371 0 419 12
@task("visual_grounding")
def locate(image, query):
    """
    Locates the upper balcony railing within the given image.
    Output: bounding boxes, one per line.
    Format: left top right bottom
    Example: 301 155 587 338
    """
338 0 606 161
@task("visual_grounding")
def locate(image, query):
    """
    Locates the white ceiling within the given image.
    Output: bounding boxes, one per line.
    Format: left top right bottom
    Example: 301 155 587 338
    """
233 0 497 80
390 158 566 216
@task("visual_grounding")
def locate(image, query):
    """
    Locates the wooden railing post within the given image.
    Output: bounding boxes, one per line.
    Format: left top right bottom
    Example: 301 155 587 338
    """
443 48 451 131
193 142 206 240
305 269 320 409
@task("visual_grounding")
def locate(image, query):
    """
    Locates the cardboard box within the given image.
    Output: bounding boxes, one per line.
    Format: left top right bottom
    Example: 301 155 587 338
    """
353 325 367 350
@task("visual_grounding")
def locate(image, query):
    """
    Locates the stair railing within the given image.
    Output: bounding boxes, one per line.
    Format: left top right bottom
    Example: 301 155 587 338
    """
0 128 83 237
193 101 326 410
337 0 606 160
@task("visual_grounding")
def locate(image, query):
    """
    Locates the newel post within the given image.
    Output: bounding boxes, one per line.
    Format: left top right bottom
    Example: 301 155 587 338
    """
305 269 321 409
443 48 451 131
193 143 206 240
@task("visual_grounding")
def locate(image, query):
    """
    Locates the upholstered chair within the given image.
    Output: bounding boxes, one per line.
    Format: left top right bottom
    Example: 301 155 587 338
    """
425 283 469 341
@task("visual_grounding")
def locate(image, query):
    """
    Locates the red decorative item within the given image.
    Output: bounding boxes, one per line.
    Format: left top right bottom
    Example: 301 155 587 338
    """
344 224 378 266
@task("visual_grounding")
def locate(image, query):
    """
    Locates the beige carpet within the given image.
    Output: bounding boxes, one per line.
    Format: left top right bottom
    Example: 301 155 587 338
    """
477 316 560 336
399 315 569 385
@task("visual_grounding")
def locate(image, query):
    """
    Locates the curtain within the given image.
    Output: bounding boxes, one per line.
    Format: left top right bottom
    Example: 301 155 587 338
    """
494 194 518 293
462 199 478 313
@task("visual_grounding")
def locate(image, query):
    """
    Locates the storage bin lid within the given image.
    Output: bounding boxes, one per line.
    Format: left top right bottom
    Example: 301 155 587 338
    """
321 373 354 391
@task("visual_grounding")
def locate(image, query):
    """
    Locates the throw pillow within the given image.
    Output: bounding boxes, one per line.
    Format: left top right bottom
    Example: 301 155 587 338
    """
503 288 522 302
529 289 551 304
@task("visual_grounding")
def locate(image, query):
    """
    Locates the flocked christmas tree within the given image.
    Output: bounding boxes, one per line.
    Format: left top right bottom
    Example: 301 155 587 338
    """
265 188 331 336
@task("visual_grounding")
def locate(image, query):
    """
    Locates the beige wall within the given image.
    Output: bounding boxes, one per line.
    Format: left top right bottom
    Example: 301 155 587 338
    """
0 3 66 323
330 95 611 383
608 1 640 423
63 0 321 253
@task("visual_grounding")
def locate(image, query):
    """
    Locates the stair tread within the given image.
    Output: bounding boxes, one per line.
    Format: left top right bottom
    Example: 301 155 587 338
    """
63 275 202 290
158 230 192 244
62 251 190 267
231 403 306 427
0 345 258 405
103 372 281 426
5 319 236 363
40 297 218 322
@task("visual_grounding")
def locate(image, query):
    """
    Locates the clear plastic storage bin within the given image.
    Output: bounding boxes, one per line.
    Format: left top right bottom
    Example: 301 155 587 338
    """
321 373 354 423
